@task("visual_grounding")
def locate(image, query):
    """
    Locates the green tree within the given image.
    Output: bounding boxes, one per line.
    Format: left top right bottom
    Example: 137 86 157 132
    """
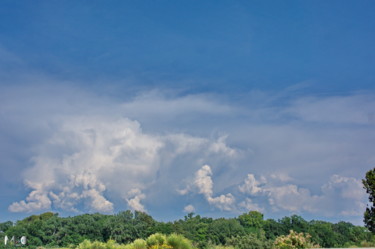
263 219 284 240
207 218 245 245
0 221 13 233
173 213 211 248
363 168 375 233
308 220 338 248
238 211 264 234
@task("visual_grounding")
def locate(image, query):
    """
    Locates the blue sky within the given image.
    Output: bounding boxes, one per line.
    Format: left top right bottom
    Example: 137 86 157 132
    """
0 0 375 225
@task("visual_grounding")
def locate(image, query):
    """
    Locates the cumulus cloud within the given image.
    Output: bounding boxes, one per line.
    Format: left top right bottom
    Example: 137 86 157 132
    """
9 190 51 212
8 104 239 214
9 116 163 213
2 83 373 224
322 175 365 200
266 184 318 213
126 189 146 212
238 173 367 217
239 198 264 212
207 194 236 211
185 165 236 211
10 170 114 213
195 165 214 197
238 174 264 195
82 189 114 213
207 136 237 158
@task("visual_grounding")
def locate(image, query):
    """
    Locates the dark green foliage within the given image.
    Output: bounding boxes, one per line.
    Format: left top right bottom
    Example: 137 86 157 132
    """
0 221 13 233
308 220 338 248
207 218 245 245
237 211 264 234
103 211 155 244
263 219 284 240
171 213 211 248
363 167 375 233
226 232 273 249
1 210 374 249
279 215 308 234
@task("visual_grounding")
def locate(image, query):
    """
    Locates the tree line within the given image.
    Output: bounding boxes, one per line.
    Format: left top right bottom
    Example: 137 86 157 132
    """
0 210 374 249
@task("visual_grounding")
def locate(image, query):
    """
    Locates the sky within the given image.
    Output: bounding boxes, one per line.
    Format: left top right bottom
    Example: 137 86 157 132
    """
0 0 375 226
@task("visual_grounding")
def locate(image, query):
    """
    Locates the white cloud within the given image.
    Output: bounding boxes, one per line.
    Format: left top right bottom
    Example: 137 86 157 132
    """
238 173 367 217
10 170 114 213
126 188 146 212
194 165 214 197
207 194 236 211
82 189 113 213
8 190 51 212
322 174 365 200
266 184 318 213
239 198 264 212
238 174 264 195
187 165 236 211
8 115 161 213
8 111 239 214
208 136 237 158
2 84 373 223
177 188 190 195
183 204 195 213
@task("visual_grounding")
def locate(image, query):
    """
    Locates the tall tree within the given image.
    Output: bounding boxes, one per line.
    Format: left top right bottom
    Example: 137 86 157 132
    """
363 168 375 233
238 211 264 233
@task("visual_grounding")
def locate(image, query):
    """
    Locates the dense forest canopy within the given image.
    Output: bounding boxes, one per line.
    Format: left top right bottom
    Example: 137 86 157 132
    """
0 211 374 249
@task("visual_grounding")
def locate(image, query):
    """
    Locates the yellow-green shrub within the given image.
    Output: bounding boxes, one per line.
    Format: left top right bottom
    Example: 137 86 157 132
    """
131 239 147 249
75 233 193 249
146 233 167 247
166 234 193 249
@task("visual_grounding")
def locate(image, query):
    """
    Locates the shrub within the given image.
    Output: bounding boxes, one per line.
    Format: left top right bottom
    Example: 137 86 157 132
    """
166 234 193 249
205 244 234 249
76 239 127 249
147 233 167 247
75 234 193 249
274 230 319 249
131 239 147 249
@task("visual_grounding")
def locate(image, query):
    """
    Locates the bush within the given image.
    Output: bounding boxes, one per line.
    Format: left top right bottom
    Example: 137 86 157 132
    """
75 234 193 249
131 239 147 249
205 244 234 249
76 239 128 249
147 233 167 247
274 230 319 249
166 234 193 249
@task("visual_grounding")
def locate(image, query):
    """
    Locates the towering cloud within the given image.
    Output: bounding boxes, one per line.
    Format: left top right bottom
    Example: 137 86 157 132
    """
1 84 372 224
182 165 236 211
126 189 146 212
8 111 239 214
